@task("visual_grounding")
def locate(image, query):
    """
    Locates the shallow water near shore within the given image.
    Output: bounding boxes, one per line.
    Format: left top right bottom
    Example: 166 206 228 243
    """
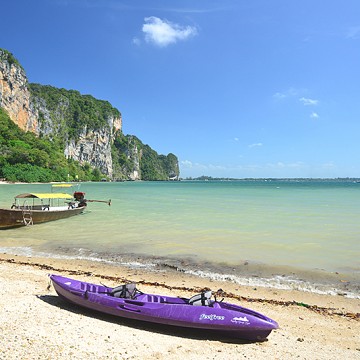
0 180 359 298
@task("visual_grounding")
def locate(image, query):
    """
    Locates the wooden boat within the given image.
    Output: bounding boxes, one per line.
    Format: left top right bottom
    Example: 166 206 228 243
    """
0 185 87 229
50 274 279 341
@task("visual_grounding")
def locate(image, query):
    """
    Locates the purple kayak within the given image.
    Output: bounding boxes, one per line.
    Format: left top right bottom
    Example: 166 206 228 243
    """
50 274 278 341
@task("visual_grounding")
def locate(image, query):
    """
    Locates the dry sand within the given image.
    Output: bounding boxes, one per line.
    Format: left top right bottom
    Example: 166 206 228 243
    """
0 253 359 360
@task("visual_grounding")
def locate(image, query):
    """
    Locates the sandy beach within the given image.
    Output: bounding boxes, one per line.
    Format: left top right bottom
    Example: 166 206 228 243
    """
0 253 359 360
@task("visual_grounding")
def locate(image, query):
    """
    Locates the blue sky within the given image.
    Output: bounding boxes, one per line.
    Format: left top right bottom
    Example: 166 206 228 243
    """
1 0 360 178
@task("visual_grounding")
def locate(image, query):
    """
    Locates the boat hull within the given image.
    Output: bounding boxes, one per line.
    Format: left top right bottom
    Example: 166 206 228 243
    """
50 275 278 341
0 206 85 229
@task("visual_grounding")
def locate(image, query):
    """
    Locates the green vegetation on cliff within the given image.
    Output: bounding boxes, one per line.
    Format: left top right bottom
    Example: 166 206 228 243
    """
0 108 104 182
0 48 179 182
112 133 179 181
0 49 24 70
140 145 179 181
0 104 179 182
29 84 120 141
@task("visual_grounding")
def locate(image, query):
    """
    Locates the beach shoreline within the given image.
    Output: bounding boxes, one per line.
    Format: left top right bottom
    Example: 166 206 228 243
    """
0 253 359 359
2 243 359 300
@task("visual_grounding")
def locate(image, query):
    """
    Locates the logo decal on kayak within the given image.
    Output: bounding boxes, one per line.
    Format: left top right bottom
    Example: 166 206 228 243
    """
231 316 250 324
199 314 225 321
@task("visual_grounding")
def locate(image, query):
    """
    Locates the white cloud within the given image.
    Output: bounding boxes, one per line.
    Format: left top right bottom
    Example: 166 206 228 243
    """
132 37 141 46
181 160 194 168
346 26 360 39
310 112 319 119
273 90 320 109
299 97 319 106
266 161 306 169
180 160 227 177
234 137 239 142
273 92 287 100
322 162 336 169
273 88 299 100
248 143 263 148
179 159 344 179
142 17 197 47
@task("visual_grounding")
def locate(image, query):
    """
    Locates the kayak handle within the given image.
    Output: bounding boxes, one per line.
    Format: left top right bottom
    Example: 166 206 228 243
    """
118 304 141 313
69 289 86 297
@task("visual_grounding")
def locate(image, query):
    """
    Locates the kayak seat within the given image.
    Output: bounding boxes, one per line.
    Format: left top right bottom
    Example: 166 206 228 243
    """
110 283 137 299
188 291 212 306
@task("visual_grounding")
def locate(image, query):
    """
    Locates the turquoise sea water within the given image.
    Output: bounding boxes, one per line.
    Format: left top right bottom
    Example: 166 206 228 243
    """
0 180 359 298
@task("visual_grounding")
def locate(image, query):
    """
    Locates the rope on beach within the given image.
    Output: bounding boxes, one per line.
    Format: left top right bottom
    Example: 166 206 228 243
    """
2 257 359 321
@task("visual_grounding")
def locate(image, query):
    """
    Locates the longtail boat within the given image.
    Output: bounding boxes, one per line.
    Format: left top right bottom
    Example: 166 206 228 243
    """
50 274 279 341
0 184 110 229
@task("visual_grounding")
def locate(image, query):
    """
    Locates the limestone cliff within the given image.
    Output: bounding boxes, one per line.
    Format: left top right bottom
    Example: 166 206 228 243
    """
0 49 121 177
29 83 122 178
0 49 179 181
0 50 37 132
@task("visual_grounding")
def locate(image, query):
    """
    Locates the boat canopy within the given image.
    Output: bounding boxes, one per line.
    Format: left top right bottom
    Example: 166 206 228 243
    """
15 193 74 200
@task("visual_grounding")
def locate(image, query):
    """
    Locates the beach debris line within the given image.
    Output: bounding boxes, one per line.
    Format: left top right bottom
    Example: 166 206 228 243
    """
1 257 359 321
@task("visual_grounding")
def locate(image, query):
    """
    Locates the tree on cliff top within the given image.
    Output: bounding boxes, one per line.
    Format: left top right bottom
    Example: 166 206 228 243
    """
0 49 24 70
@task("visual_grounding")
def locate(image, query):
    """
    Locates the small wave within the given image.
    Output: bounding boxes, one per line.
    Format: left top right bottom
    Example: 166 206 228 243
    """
1 246 358 299
182 269 359 299
0 246 34 257
0 247 157 271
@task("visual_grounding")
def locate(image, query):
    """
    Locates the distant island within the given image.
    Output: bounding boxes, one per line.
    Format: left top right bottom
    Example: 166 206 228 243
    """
183 176 360 182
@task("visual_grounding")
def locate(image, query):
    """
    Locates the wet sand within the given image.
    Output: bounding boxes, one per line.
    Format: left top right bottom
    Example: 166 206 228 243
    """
0 253 359 360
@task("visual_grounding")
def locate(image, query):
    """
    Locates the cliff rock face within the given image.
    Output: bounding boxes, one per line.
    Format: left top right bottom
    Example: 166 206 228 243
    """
0 49 179 181
0 50 37 132
29 86 122 177
64 128 116 177
0 49 121 177
124 136 141 181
